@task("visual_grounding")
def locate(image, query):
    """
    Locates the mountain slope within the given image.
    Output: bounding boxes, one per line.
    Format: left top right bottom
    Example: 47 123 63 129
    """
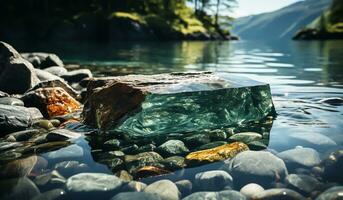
232 0 332 40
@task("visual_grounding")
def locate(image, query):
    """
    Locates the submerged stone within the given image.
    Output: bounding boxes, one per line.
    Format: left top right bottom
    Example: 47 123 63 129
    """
83 72 275 137
185 142 249 166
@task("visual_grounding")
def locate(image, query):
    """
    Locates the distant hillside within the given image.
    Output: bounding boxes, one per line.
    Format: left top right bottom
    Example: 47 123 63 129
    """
232 0 332 40
293 0 343 40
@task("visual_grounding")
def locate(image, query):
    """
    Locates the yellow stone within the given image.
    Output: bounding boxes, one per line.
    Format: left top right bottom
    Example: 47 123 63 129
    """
185 142 249 166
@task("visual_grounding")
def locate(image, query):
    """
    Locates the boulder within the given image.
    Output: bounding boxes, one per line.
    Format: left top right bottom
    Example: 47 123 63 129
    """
0 42 39 94
21 87 81 118
225 150 288 188
21 52 63 69
82 72 276 138
185 142 249 166
0 104 33 135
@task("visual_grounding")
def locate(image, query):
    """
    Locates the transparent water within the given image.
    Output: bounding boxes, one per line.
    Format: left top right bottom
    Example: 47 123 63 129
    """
3 40 343 198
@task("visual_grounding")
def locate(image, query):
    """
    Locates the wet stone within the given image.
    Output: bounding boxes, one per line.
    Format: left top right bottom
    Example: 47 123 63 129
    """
0 104 33 135
156 140 189 157
83 72 275 138
44 66 68 76
22 87 81 118
61 68 93 83
161 156 185 170
183 134 211 148
321 150 343 184
240 183 265 199
183 190 246 200
34 120 54 130
66 173 123 198
54 161 90 177
125 152 164 174
248 140 268 150
104 139 121 150
5 129 40 141
195 141 227 151
185 142 249 166
194 170 233 191
104 158 124 172
46 129 82 141
175 180 192 197
207 129 228 141
116 170 133 182
228 132 262 143
316 186 343 200
43 144 84 161
111 192 162 200
285 174 321 196
33 170 66 187
0 155 37 178
136 143 156 153
225 150 288 188
251 188 306 200
121 181 147 192
0 177 40 200
277 147 321 170
287 132 337 149
121 144 139 154
31 189 66 200
0 97 24 106
21 52 64 69
144 179 180 200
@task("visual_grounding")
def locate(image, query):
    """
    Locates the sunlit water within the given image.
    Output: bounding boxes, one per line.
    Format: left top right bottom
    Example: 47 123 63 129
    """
4 40 343 197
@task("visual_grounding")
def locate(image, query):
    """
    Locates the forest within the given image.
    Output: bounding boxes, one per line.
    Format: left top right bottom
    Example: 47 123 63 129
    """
0 0 237 41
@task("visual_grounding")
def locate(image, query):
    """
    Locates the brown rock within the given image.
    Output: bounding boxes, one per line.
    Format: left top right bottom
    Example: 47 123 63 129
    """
0 155 37 178
22 87 81 118
185 142 249 166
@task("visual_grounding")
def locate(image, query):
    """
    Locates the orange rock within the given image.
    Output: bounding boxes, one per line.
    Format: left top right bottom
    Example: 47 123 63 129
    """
185 142 249 166
135 166 171 179
22 87 80 118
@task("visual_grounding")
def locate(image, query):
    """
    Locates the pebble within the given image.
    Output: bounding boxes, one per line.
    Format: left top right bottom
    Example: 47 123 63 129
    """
161 156 185 170
144 179 180 200
240 183 265 198
34 120 54 130
175 180 192 197
288 132 336 149
229 132 262 143
316 186 343 200
0 97 24 106
122 181 147 192
194 170 233 191
111 192 162 200
43 144 84 160
31 189 66 200
285 174 321 196
5 129 40 141
157 140 189 157
225 150 288 188
322 150 343 183
195 141 227 151
183 190 246 200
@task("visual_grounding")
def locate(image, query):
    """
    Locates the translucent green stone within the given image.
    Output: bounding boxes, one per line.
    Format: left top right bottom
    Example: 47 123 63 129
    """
83 72 275 138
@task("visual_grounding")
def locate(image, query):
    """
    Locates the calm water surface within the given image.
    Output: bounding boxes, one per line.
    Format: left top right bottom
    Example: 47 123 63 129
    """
4 40 343 197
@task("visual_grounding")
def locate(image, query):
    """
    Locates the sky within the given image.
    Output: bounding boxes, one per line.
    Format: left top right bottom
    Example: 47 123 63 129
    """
232 0 302 18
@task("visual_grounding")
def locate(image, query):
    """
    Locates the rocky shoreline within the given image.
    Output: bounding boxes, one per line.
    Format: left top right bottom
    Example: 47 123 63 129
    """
0 41 342 200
